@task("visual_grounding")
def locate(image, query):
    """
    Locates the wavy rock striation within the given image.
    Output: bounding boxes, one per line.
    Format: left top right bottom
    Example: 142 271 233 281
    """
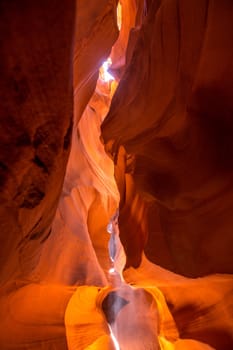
101 0 233 277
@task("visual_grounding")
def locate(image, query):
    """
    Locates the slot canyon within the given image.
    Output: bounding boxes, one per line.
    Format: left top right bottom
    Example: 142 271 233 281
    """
0 0 233 349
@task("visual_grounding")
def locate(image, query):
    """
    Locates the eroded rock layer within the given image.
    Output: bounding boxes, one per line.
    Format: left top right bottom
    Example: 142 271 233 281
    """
101 0 233 277
0 0 233 349
0 0 75 285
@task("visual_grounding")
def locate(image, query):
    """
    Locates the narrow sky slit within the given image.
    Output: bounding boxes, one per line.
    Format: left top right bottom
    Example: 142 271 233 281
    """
100 58 115 82
117 2 122 30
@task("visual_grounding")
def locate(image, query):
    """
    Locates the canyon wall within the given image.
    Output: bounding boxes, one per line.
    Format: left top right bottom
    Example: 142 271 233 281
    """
0 0 75 285
0 0 233 349
101 0 233 277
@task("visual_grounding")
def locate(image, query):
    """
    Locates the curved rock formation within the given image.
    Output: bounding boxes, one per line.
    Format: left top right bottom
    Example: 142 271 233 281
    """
0 0 75 285
101 0 233 277
0 0 233 349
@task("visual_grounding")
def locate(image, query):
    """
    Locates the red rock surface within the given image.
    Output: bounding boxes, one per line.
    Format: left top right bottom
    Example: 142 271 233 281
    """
0 0 233 349
0 0 75 285
101 0 233 277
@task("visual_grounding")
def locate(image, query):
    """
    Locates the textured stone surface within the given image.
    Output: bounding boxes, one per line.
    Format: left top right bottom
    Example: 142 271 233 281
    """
0 282 76 349
101 0 233 277
0 0 233 349
73 0 119 123
0 0 75 285
124 255 233 350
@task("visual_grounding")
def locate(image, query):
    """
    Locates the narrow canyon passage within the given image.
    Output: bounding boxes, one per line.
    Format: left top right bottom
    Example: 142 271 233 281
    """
0 1 233 350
